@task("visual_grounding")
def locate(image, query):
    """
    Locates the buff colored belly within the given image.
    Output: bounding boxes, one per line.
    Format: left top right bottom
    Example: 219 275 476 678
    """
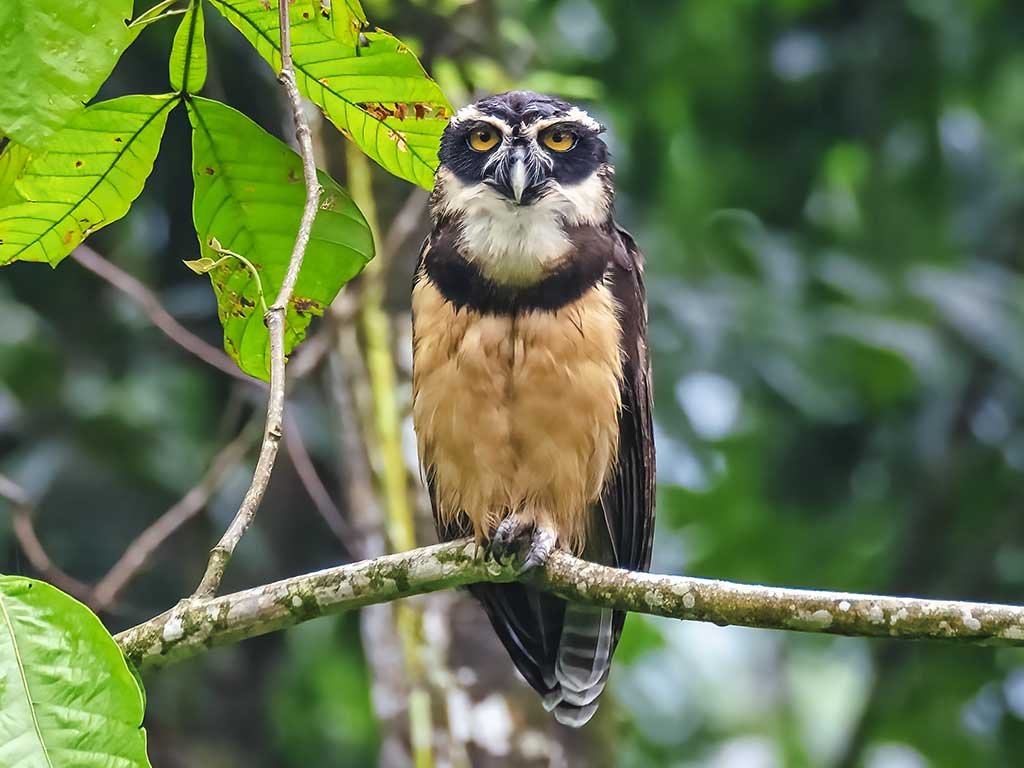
411 278 623 552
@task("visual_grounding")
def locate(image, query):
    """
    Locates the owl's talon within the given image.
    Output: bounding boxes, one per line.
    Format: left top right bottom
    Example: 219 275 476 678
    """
517 527 557 575
489 514 532 563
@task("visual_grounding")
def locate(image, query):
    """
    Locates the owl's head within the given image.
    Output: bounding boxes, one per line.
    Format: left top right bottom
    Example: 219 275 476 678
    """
435 91 612 218
430 92 615 286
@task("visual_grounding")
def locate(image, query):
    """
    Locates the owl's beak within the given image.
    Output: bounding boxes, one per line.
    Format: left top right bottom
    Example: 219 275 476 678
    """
510 154 529 203
488 144 545 205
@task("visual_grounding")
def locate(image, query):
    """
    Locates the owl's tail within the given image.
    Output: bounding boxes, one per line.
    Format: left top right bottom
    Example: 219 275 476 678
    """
544 604 616 727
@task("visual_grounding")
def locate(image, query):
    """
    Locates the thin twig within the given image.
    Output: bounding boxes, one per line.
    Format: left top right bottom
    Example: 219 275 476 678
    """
0 474 92 600
327 312 382 560
72 245 252 384
0 474 31 509
191 0 323 598
380 188 427 271
74 243 328 385
282 415 355 551
116 537 1024 672
91 421 261 611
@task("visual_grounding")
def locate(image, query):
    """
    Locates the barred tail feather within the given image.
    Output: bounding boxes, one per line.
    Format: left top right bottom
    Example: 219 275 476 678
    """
550 605 615 726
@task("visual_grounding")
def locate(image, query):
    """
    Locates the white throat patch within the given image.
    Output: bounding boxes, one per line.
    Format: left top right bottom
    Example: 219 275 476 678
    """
435 168 610 287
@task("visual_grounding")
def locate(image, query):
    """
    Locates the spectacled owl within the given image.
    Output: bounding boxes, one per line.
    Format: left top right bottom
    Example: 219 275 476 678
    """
411 91 655 727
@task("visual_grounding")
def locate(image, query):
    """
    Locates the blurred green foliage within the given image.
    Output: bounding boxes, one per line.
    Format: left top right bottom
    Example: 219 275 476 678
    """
3 0 1024 766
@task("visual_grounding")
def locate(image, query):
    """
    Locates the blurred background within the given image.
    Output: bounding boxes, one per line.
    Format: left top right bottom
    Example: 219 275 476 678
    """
4 0 1024 766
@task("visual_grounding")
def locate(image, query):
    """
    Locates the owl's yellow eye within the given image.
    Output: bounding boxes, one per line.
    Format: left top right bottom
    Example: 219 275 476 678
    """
468 126 500 152
541 127 576 152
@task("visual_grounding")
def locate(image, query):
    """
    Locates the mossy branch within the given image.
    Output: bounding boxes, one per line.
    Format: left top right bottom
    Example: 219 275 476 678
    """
116 537 1024 671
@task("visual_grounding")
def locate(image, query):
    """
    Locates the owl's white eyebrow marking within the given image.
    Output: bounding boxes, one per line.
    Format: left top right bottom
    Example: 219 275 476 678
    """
524 107 602 136
450 105 512 134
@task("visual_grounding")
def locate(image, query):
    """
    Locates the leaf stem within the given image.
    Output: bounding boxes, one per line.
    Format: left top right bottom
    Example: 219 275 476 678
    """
196 243 270 314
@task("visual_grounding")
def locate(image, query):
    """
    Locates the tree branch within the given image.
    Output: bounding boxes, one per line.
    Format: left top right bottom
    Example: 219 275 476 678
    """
116 537 1024 671
91 421 261 611
190 1 322 598
0 474 92 601
345 142 435 766
71 245 253 384
282 415 355 552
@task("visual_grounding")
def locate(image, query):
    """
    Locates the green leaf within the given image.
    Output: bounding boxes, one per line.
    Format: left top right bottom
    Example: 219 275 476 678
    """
0 0 137 148
317 0 368 48
188 97 373 379
170 2 208 93
0 576 151 767
0 143 31 207
208 0 451 189
0 95 177 267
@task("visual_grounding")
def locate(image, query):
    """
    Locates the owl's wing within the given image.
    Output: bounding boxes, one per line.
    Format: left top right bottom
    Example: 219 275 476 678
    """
548 223 656 726
601 222 656 573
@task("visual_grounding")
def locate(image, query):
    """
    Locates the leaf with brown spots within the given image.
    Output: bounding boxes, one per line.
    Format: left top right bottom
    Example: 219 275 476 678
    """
188 97 373 380
0 94 176 267
291 296 323 317
315 0 368 49
207 0 450 189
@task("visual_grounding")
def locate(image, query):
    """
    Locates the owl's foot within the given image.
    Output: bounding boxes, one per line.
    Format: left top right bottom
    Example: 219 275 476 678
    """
518 526 557 575
488 514 531 563
488 515 557 573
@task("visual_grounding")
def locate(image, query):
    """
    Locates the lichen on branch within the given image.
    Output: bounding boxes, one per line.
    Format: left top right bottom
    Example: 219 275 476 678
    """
116 538 1024 671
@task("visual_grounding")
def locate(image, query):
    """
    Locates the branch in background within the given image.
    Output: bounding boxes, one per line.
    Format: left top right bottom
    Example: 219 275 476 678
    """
327 300 381 562
282 415 355 553
346 142 434 767
0 474 92 600
326 318 413 762
69 199 341 606
3 418 258 612
74 243 328 383
345 144 417 555
91 421 261 611
72 245 252 384
191 3 323 599
116 537 1024 672
380 189 427 276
